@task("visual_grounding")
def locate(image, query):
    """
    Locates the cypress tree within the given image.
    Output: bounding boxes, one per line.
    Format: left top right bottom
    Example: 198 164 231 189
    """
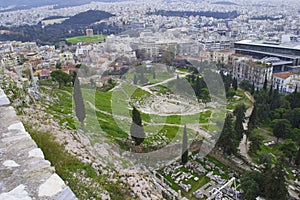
216 113 238 155
73 76 86 129
233 77 238 91
130 106 145 145
182 125 188 165
71 70 77 86
234 104 246 140
133 74 137 84
263 74 268 91
194 76 201 98
268 84 273 99
248 104 258 132
251 82 255 95
295 147 300 166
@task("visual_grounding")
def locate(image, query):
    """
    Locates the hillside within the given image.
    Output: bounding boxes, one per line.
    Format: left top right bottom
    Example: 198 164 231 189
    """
62 10 114 26
0 10 117 45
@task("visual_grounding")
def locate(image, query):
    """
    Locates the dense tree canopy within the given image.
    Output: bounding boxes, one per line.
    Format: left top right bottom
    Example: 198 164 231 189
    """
216 113 239 155
241 159 288 200
51 70 72 88
272 119 291 142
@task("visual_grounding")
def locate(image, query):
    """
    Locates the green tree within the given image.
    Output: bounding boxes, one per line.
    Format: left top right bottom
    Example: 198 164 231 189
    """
248 104 258 131
263 161 288 200
280 139 297 163
161 50 174 66
272 119 291 142
233 77 238 90
268 84 273 100
56 62 62 69
221 73 232 93
295 146 300 166
181 125 188 165
73 76 86 129
283 108 300 129
270 87 282 110
241 171 262 200
194 76 201 98
251 82 255 95
249 134 263 154
286 90 300 108
290 128 300 143
71 70 77 86
226 88 236 99
216 113 238 155
240 80 252 92
133 74 137 84
130 106 145 145
51 70 72 89
234 103 246 140
263 74 268 91
258 153 272 168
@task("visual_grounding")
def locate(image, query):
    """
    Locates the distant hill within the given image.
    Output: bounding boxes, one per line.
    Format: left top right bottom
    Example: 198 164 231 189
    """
62 10 113 26
0 10 118 45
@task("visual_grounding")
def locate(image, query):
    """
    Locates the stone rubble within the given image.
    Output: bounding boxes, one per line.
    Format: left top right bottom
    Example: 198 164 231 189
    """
2 71 163 199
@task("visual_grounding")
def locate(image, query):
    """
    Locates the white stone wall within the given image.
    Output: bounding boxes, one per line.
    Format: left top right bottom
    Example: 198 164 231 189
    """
0 88 77 200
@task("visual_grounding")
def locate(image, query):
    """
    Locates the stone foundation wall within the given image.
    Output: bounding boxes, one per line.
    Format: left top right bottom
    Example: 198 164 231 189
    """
0 88 77 200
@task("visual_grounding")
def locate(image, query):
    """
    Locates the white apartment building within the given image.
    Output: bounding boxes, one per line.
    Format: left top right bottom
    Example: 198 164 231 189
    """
272 71 300 93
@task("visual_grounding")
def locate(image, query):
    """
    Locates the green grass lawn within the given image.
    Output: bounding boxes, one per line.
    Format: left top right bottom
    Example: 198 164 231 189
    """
227 88 253 110
65 35 106 44
161 167 210 200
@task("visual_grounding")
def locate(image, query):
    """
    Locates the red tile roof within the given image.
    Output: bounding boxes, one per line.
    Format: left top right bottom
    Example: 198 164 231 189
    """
273 72 293 79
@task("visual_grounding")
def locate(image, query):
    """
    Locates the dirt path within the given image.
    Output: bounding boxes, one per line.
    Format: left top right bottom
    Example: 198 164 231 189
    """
143 71 189 89
238 91 254 163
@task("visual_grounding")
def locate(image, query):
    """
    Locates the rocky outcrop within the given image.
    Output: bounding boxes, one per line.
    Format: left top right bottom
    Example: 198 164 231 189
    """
0 88 77 200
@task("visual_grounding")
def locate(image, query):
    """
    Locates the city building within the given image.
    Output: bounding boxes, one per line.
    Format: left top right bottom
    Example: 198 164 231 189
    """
231 54 273 89
272 71 300 93
234 38 300 72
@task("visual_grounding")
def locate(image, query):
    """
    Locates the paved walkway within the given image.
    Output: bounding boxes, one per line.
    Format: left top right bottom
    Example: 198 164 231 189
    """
238 91 254 164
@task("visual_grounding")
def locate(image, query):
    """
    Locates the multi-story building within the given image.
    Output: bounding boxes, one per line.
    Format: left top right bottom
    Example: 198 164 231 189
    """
231 54 273 89
272 71 300 93
234 38 300 72
200 50 234 64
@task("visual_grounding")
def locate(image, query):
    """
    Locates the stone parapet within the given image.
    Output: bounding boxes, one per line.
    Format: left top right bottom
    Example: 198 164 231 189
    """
0 88 77 200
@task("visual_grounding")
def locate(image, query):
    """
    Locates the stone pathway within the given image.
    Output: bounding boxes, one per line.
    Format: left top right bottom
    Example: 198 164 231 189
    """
238 91 254 164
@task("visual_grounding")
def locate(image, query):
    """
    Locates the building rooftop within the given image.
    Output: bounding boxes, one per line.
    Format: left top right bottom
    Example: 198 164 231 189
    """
273 71 293 79
235 40 300 51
